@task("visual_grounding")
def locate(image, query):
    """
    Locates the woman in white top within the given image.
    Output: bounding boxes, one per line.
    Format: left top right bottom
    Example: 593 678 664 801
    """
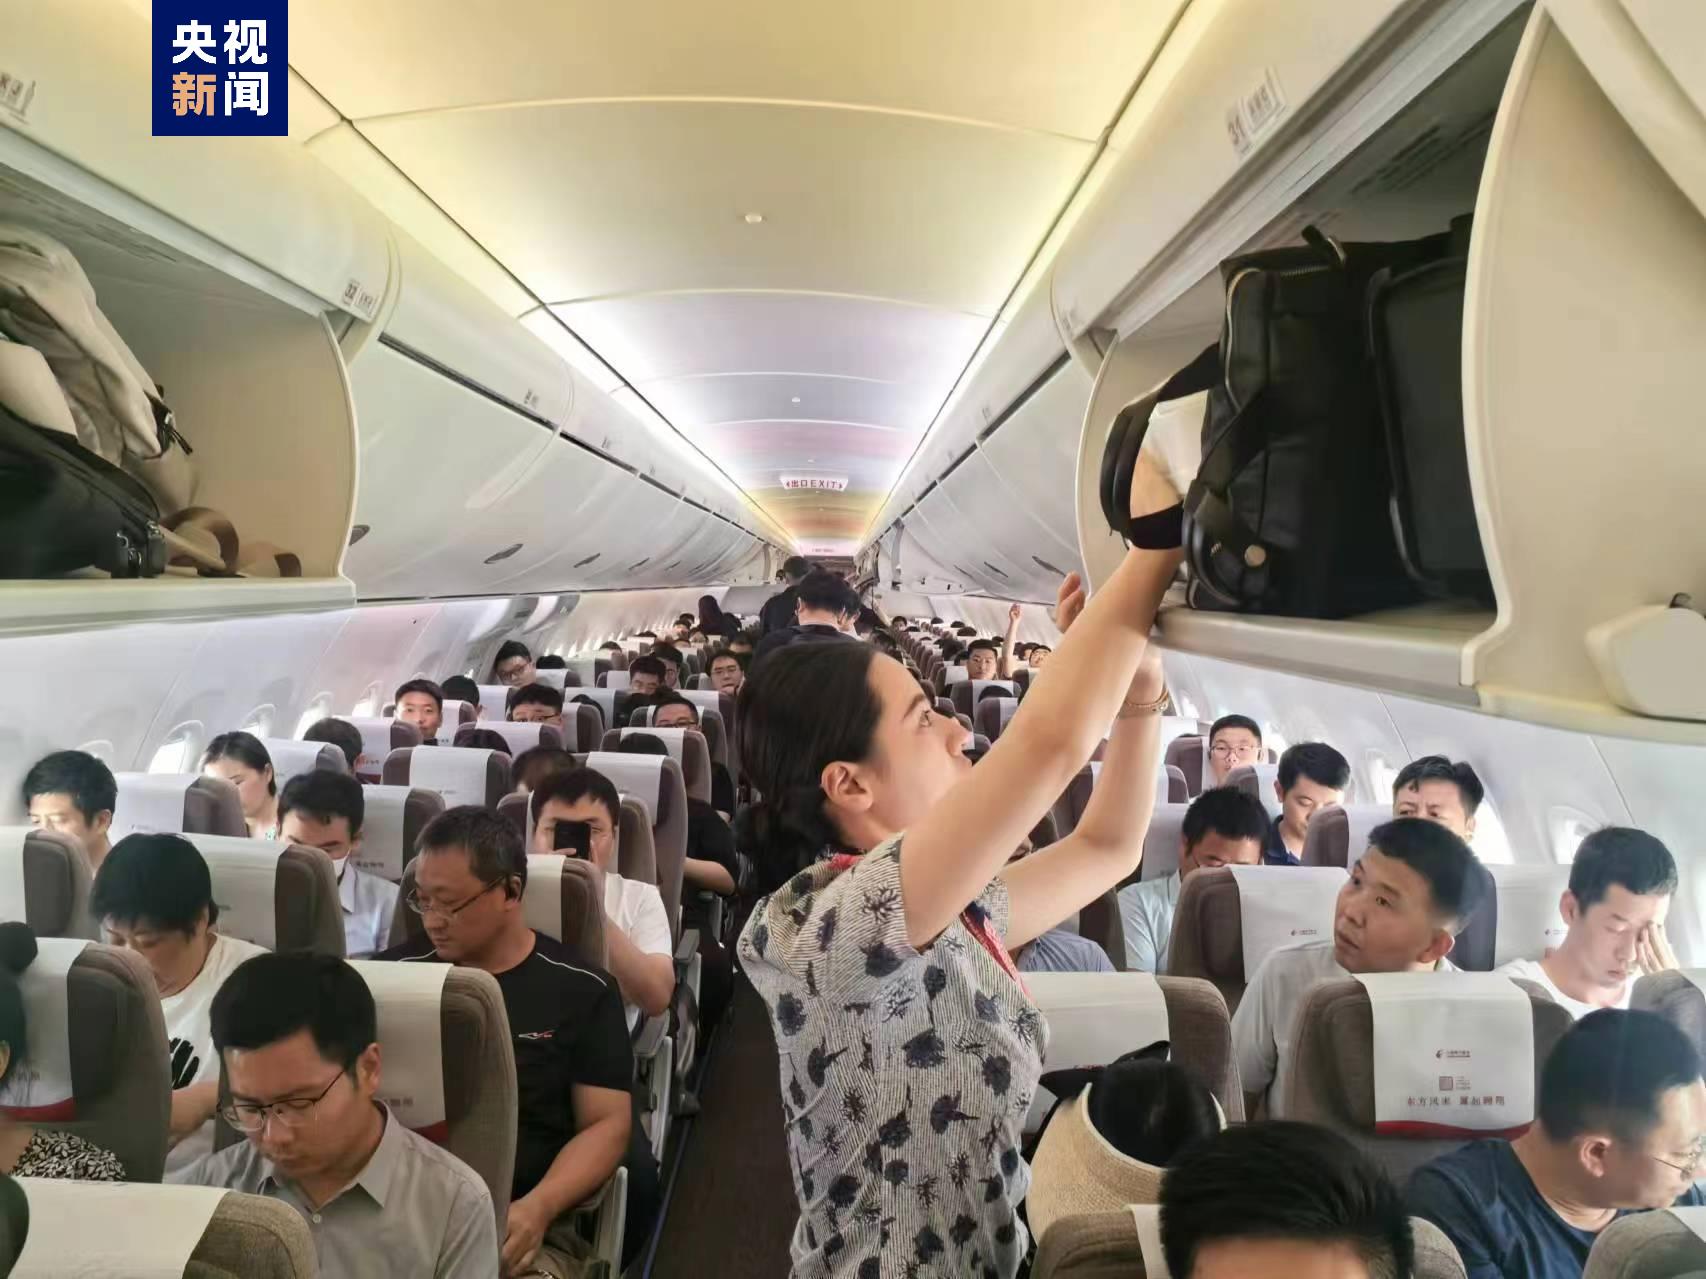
90 832 268 1172
201 731 279 840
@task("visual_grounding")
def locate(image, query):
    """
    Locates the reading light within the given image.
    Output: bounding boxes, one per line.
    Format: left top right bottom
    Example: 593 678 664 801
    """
744 212 764 224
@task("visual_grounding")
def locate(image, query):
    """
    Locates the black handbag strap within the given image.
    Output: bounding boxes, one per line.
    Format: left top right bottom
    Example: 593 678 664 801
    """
1101 343 1219 544
1185 388 1279 606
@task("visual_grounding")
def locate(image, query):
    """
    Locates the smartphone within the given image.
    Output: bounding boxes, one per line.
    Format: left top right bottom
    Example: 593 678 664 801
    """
553 820 592 859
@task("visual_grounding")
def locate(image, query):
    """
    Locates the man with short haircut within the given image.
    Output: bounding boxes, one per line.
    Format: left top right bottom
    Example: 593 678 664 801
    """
753 569 861 665
527 770 672 1032
395 679 445 745
1027 643 1052 669
92 833 269 1170
1119 787 1270 973
23 748 117 875
511 746 573 796
1408 1009 1706 1278
1265 741 1350 866
378 807 641 1275
492 640 537 688
1205 714 1263 788
303 718 364 773
727 631 757 663
1497 827 1679 1019
707 648 745 697
759 555 811 636
648 643 685 690
1232 818 1486 1116
1391 755 1483 841
964 638 1001 682
440 675 484 721
171 952 499 1278
537 655 567 671
650 692 736 815
1162 1121 1415 1278
626 655 667 700
507 683 565 733
278 771 398 959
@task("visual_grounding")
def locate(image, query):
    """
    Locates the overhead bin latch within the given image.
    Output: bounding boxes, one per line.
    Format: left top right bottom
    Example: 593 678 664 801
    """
1586 595 1706 722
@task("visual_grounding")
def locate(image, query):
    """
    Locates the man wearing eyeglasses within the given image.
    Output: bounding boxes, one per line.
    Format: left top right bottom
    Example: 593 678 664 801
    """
1205 713 1263 788
169 951 499 1278
1408 1008 1706 1279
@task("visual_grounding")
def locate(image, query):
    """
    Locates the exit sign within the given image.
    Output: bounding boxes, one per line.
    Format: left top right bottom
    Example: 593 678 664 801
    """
781 475 847 492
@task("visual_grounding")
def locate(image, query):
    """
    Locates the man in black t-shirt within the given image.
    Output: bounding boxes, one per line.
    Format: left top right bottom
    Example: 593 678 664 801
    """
377 806 657 1276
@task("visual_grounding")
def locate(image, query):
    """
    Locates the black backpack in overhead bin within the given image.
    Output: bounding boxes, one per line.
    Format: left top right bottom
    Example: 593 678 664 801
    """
1182 225 1452 619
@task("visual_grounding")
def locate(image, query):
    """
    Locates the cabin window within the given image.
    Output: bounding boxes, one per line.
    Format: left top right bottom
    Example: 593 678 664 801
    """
148 722 202 775
75 740 116 765
1366 752 1399 808
1547 807 1599 867
293 695 332 739
1470 797 1516 866
242 704 276 737
350 683 380 718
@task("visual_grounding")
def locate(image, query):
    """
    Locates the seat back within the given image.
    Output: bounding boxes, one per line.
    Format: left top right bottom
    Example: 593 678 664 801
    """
607 727 714 807
1583 1207 1706 1279
676 688 736 739
1451 864 1570 973
599 669 632 690
1075 891 1126 973
565 655 611 687
355 785 445 884
574 687 628 735
531 669 574 691
1285 976 1572 1182
0 940 169 1181
1632 972 1706 1057
391 854 607 972
254 738 347 789
475 684 510 720
454 721 564 755
557 701 602 753
1226 762 1284 817
181 835 344 956
111 774 246 839
0 828 97 939
1053 766 1183 842
580 752 686 935
1127 804 1190 886
974 696 1020 742
382 747 513 809
951 678 1018 717
627 703 730 773
437 699 477 744
1300 804 1393 868
1165 735 1205 797
341 717 424 783
12 1183 316 1279
1168 866 1344 1013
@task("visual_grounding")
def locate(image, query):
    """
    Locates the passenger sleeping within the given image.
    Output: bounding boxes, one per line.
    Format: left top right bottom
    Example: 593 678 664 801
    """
200 731 281 840
1263 742 1350 866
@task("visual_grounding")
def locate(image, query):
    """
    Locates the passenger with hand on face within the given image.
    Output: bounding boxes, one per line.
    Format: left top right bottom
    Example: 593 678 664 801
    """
378 808 651 1275
1119 787 1269 973
394 678 445 745
650 692 736 817
1391 755 1482 841
1162 1121 1415 1279
1264 741 1349 866
507 684 565 734
202 731 281 840
492 640 537 690
22 748 116 876
1204 714 1262 788
441 675 484 722
707 648 746 697
303 717 365 773
91 833 269 1171
1497 827 1679 1019
1232 818 1486 1117
626 655 667 700
170 952 499 1279
1408 1008 1706 1279
278 770 397 960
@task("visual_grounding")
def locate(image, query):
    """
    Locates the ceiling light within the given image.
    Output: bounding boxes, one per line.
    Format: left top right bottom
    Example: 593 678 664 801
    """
790 396 801 404
744 212 765 225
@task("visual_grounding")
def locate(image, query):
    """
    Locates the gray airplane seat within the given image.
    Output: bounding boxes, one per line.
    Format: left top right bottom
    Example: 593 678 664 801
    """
554 701 602 753
474 684 510 721
341 717 424 783
111 773 246 840
574 687 628 735
1164 735 1206 797
454 721 564 755
950 678 1016 718
180 835 344 957
627 703 730 774
255 737 348 790
1583 1208 1706 1278
391 849 607 973
382 746 513 810
606 727 714 807
355 785 445 884
0 827 98 939
975 695 1021 742
1633 973 1706 1059
580 752 686 936
1299 805 1393 869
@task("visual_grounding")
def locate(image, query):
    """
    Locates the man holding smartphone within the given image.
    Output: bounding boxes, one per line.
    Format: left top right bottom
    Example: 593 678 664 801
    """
529 769 674 1032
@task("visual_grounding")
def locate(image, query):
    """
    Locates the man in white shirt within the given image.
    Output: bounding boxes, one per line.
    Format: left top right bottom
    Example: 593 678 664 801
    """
91 833 269 1171
1120 787 1268 972
1498 826 1679 1019
278 770 399 960
1232 817 1487 1117
529 768 673 1030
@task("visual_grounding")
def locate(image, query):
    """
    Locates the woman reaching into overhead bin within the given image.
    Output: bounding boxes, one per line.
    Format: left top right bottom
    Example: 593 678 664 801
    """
735 448 1185 1279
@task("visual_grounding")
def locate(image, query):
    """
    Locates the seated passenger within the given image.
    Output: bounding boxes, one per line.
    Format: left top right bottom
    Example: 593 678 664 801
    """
202 730 281 839
1015 927 1115 974
1205 713 1263 788
707 648 745 696
649 692 736 816
1264 742 1349 866
1232 818 1485 1115
378 808 648 1273
937 637 967 665
456 728 512 756
598 641 623 657
393 679 444 745
492 640 537 689
868 629 901 660
1027 643 1052 669
171 952 498 1277
507 683 565 732
627 655 667 699
91 833 268 1171
440 675 484 721
511 746 573 796
0 922 124 1179
964 638 1001 681
537 654 567 671
1391 755 1482 840
22 748 116 875
526 771 672 1031
751 569 861 665
649 643 685 691
1407 1008 1706 1278
278 771 397 960
1162 1121 1414 1278
1498 827 1679 1019
727 631 757 663
1119 787 1269 973
302 717 364 773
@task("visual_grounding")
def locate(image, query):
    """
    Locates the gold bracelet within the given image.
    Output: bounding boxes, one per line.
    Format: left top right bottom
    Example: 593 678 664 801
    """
1116 688 1170 719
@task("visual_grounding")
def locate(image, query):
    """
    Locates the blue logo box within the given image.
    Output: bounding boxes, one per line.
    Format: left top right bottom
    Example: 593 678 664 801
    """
152 1 287 136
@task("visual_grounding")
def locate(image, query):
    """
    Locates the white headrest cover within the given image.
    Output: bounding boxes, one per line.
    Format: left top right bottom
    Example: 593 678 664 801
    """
1487 865 1571 966
577 687 620 728
601 669 631 691
1226 865 1347 980
995 697 1019 729
12 1180 230 1279
1340 805 1393 867
0 937 88 1119
0 827 29 924
1352 971 1535 1134
111 773 195 839
1247 762 1282 817
475 685 508 722
969 679 1017 703
533 670 568 690
943 666 968 685
584 751 663 816
407 748 498 810
620 726 686 764
344 718 404 783
259 737 341 788
183 835 287 950
679 690 723 714
356 785 413 882
437 700 471 744
346 960 449 1136
524 853 566 941
1022 971 1168 1132
465 722 545 755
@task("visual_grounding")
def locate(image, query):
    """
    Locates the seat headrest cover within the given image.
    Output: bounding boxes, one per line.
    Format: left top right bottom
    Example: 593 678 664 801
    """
1669 1205 1706 1245
1226 865 1347 980
1140 805 1191 882
1022 971 1168 1132
583 752 663 814
533 670 568 690
1487 865 1571 967
356 786 413 882
969 680 1017 702
343 718 409 783
346 960 449 1138
257 738 346 786
183 836 287 951
11 1180 231 1279
475 686 508 721
111 773 195 839
679 690 723 714
523 853 568 941
1350 972 1535 1136
407 747 500 810
0 937 89 1120
437 700 474 742
456 722 556 755
602 670 632 690
943 666 968 684
620 726 686 765
0 827 28 923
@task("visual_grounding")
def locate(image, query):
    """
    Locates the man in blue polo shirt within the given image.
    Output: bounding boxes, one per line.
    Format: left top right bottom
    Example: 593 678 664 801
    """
1263 742 1349 866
